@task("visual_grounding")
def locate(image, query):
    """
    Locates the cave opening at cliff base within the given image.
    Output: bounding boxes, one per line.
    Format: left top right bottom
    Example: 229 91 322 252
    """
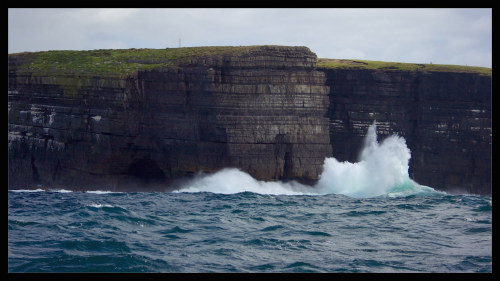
127 158 166 180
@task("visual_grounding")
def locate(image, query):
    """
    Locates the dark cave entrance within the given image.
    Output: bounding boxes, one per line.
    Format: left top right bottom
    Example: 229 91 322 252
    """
30 155 40 182
283 151 293 179
127 158 166 180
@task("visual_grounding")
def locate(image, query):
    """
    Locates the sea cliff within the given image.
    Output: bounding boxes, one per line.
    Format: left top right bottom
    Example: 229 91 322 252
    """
318 61 491 196
8 46 491 195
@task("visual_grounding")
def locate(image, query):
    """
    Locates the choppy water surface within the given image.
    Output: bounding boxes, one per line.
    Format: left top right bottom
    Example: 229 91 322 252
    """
8 190 491 272
8 122 491 272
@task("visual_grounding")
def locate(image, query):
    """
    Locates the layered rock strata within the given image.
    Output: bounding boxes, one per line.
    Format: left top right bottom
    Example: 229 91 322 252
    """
8 46 492 195
320 68 491 195
8 46 332 191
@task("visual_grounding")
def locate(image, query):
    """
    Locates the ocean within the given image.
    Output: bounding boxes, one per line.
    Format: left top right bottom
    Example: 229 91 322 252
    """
8 122 492 273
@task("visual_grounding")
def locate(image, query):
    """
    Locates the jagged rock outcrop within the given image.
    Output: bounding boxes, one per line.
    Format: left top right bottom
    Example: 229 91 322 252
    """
8 46 332 191
8 46 492 195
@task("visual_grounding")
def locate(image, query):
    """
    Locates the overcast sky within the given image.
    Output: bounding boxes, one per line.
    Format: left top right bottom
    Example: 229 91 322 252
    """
8 8 492 68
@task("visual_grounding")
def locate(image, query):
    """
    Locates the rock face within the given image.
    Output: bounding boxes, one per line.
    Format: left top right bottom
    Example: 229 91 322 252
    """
8 46 491 195
8 46 332 191
320 68 491 196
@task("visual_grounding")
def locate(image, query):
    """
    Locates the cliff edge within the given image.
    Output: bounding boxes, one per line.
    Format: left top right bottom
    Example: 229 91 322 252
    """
318 59 491 195
8 46 332 191
8 46 491 195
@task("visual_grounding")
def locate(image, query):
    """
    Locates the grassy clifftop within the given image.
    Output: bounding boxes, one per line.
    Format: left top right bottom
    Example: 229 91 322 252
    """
8 46 491 78
8 46 274 78
317 58 491 76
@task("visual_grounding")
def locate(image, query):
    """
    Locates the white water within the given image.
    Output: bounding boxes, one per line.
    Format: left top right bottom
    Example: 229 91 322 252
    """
174 168 310 195
176 121 440 198
9 188 45 193
85 190 124 194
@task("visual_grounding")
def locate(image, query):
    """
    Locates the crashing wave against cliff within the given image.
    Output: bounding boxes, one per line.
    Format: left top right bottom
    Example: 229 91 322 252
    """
8 46 491 195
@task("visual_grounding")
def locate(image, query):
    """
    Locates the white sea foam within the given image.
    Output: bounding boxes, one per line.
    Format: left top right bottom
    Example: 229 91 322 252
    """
87 203 114 208
9 122 438 198
314 121 429 198
176 121 441 198
49 189 73 193
9 188 45 193
86 190 123 194
175 168 312 195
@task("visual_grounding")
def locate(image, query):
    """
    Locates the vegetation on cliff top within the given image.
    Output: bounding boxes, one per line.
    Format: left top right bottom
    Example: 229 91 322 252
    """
9 46 491 77
317 58 491 76
8 46 272 78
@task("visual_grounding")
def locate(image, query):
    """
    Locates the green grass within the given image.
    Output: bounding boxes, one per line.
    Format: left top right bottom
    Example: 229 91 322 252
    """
317 58 491 76
9 46 267 78
9 47 492 78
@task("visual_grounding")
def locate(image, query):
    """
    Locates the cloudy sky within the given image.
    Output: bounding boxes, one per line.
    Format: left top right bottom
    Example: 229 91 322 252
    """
8 8 492 68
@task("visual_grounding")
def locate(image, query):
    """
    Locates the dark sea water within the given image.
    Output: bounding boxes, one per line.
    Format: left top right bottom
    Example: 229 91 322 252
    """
8 189 492 273
8 122 492 272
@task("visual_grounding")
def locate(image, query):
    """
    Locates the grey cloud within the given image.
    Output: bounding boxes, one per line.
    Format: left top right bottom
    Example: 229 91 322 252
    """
8 8 491 67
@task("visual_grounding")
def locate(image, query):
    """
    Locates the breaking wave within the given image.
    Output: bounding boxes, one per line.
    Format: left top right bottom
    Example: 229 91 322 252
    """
176 121 442 198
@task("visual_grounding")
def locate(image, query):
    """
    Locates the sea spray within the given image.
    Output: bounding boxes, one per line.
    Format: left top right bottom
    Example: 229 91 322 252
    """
176 121 439 198
315 121 428 198
175 168 310 195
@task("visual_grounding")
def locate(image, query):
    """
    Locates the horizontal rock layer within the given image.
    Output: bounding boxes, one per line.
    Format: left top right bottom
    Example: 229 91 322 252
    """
8 46 491 195
8 46 331 191
321 68 491 195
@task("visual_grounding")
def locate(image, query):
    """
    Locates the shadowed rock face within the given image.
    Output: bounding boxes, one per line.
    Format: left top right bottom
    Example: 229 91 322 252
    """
8 46 332 191
8 46 491 195
320 68 491 196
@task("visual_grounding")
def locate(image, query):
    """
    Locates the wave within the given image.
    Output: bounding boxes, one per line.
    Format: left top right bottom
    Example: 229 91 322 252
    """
173 168 311 195
9 189 124 195
87 203 115 208
176 121 443 198
9 189 45 193
9 122 442 198
314 121 441 198
86 190 124 194
49 189 73 193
